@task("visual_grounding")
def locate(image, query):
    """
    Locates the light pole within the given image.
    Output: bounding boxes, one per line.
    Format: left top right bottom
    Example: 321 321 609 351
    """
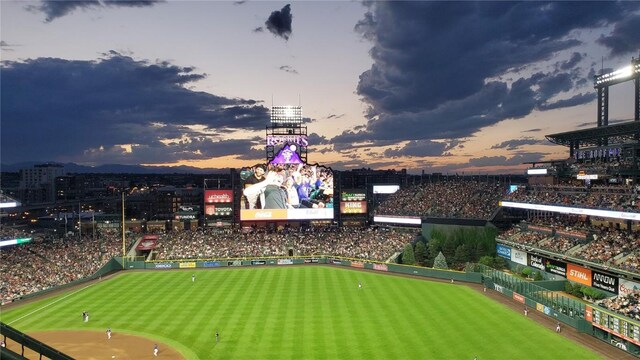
122 192 126 270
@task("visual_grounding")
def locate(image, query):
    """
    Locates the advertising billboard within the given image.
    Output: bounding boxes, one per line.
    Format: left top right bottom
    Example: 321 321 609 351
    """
240 162 334 221
511 248 527 266
205 204 233 217
591 270 618 294
205 190 233 203
566 263 592 286
340 191 367 215
373 185 400 194
496 244 511 259
340 201 367 214
544 257 567 277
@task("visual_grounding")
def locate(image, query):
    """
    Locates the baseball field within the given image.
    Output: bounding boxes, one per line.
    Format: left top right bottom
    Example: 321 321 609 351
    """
1 265 604 359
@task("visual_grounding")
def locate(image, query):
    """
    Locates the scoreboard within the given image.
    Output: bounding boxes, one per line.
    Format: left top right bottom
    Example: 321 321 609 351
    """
589 306 640 346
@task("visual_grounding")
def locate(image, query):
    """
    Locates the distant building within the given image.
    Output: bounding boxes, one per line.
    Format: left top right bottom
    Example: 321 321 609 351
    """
18 164 64 204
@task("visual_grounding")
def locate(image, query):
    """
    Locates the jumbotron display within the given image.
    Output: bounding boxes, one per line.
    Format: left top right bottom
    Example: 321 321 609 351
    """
240 161 334 221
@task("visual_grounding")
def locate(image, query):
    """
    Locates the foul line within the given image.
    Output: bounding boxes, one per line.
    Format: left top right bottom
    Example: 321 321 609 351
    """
7 283 94 326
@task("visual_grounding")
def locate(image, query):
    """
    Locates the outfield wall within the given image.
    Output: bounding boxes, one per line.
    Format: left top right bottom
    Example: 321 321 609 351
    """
136 256 483 283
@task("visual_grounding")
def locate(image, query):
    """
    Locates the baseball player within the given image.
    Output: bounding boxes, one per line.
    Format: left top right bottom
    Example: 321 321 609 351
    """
154 343 159 356
107 327 112 339
192 274 196 282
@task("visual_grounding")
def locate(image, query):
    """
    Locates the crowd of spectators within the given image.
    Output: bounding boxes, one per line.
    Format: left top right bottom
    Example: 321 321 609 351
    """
154 226 413 262
618 252 640 273
498 217 640 272
375 179 505 219
1 226 413 305
573 228 640 264
0 228 121 305
597 291 640 321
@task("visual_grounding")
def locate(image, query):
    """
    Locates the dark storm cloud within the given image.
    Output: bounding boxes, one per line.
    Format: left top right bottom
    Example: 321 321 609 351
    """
560 52 584 71
596 15 640 57
347 1 640 152
265 4 292 41
384 140 449 158
29 0 163 22
467 153 546 167
539 93 597 111
307 133 329 146
491 139 545 151
523 128 542 133
0 53 269 164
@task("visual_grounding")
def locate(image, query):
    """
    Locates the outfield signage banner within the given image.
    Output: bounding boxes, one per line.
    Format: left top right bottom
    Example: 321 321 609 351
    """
179 262 196 268
154 263 173 269
527 225 552 233
251 260 266 265
591 270 618 294
513 293 525 304
203 261 221 267
511 249 527 266
585 306 593 322
373 263 388 271
496 244 511 259
494 284 504 294
528 254 545 272
566 263 591 286
555 229 587 240
544 258 566 277
304 259 319 263
277 259 293 265
619 279 640 297
228 260 243 267
351 261 365 268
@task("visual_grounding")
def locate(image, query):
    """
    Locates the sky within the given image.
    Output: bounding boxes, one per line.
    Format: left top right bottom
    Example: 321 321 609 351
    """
2 1 640 174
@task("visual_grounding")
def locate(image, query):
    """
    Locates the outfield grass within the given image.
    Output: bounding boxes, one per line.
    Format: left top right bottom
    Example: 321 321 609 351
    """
1 266 601 359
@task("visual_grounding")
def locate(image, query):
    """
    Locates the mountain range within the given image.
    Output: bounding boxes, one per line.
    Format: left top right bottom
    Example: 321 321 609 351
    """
0 162 230 174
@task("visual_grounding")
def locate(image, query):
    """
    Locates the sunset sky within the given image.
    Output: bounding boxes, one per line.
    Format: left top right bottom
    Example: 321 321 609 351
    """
2 1 639 174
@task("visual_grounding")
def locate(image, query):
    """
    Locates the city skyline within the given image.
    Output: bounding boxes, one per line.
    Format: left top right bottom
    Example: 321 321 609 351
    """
2 1 640 174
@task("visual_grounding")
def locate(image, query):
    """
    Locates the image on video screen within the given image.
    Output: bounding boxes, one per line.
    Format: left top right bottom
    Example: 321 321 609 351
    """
239 162 334 221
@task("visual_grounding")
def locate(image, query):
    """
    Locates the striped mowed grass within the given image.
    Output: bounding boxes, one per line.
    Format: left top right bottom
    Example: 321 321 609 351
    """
1 266 601 359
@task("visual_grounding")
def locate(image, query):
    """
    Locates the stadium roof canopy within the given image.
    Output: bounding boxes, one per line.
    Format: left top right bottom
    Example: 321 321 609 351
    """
545 121 640 147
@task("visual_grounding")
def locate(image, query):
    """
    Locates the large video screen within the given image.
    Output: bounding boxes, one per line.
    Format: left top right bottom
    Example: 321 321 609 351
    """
240 161 334 221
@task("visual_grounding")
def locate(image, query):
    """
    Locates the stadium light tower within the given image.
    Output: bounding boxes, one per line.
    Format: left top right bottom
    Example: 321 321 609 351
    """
266 105 308 163
593 57 640 129
270 105 303 127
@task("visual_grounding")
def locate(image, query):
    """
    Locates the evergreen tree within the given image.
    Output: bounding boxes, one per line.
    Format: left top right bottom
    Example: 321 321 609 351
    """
414 241 428 266
478 255 494 268
433 251 448 269
443 236 458 260
453 244 472 266
402 243 416 265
